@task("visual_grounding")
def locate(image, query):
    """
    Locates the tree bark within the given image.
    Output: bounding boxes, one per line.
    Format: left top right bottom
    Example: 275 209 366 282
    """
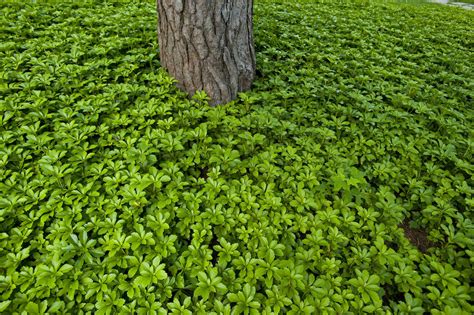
156 0 256 106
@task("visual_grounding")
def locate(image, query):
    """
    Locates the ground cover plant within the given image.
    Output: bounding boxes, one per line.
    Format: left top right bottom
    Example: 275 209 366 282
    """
1 0 473 313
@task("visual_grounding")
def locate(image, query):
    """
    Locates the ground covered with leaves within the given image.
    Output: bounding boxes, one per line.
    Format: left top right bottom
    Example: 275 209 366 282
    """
1 0 473 313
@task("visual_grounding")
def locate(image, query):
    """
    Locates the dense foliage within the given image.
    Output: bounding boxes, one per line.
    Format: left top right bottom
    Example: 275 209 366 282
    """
1 0 473 313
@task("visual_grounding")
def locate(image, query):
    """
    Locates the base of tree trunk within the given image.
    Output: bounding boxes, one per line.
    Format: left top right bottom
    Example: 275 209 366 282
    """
157 0 256 106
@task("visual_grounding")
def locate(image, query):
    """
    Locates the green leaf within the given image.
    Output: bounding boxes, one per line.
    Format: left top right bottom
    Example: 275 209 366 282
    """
0 301 11 312
134 275 151 288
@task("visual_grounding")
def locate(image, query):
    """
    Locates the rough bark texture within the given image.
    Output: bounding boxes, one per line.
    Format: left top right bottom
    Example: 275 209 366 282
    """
157 0 256 105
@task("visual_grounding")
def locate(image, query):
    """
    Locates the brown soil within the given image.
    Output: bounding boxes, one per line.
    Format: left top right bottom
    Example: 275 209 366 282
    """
399 219 438 253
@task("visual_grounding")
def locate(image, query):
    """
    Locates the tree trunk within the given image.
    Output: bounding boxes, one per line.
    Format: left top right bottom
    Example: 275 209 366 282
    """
156 0 256 106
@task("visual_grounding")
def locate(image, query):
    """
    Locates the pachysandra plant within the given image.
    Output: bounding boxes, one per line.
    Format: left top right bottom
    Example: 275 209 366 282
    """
0 0 472 314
